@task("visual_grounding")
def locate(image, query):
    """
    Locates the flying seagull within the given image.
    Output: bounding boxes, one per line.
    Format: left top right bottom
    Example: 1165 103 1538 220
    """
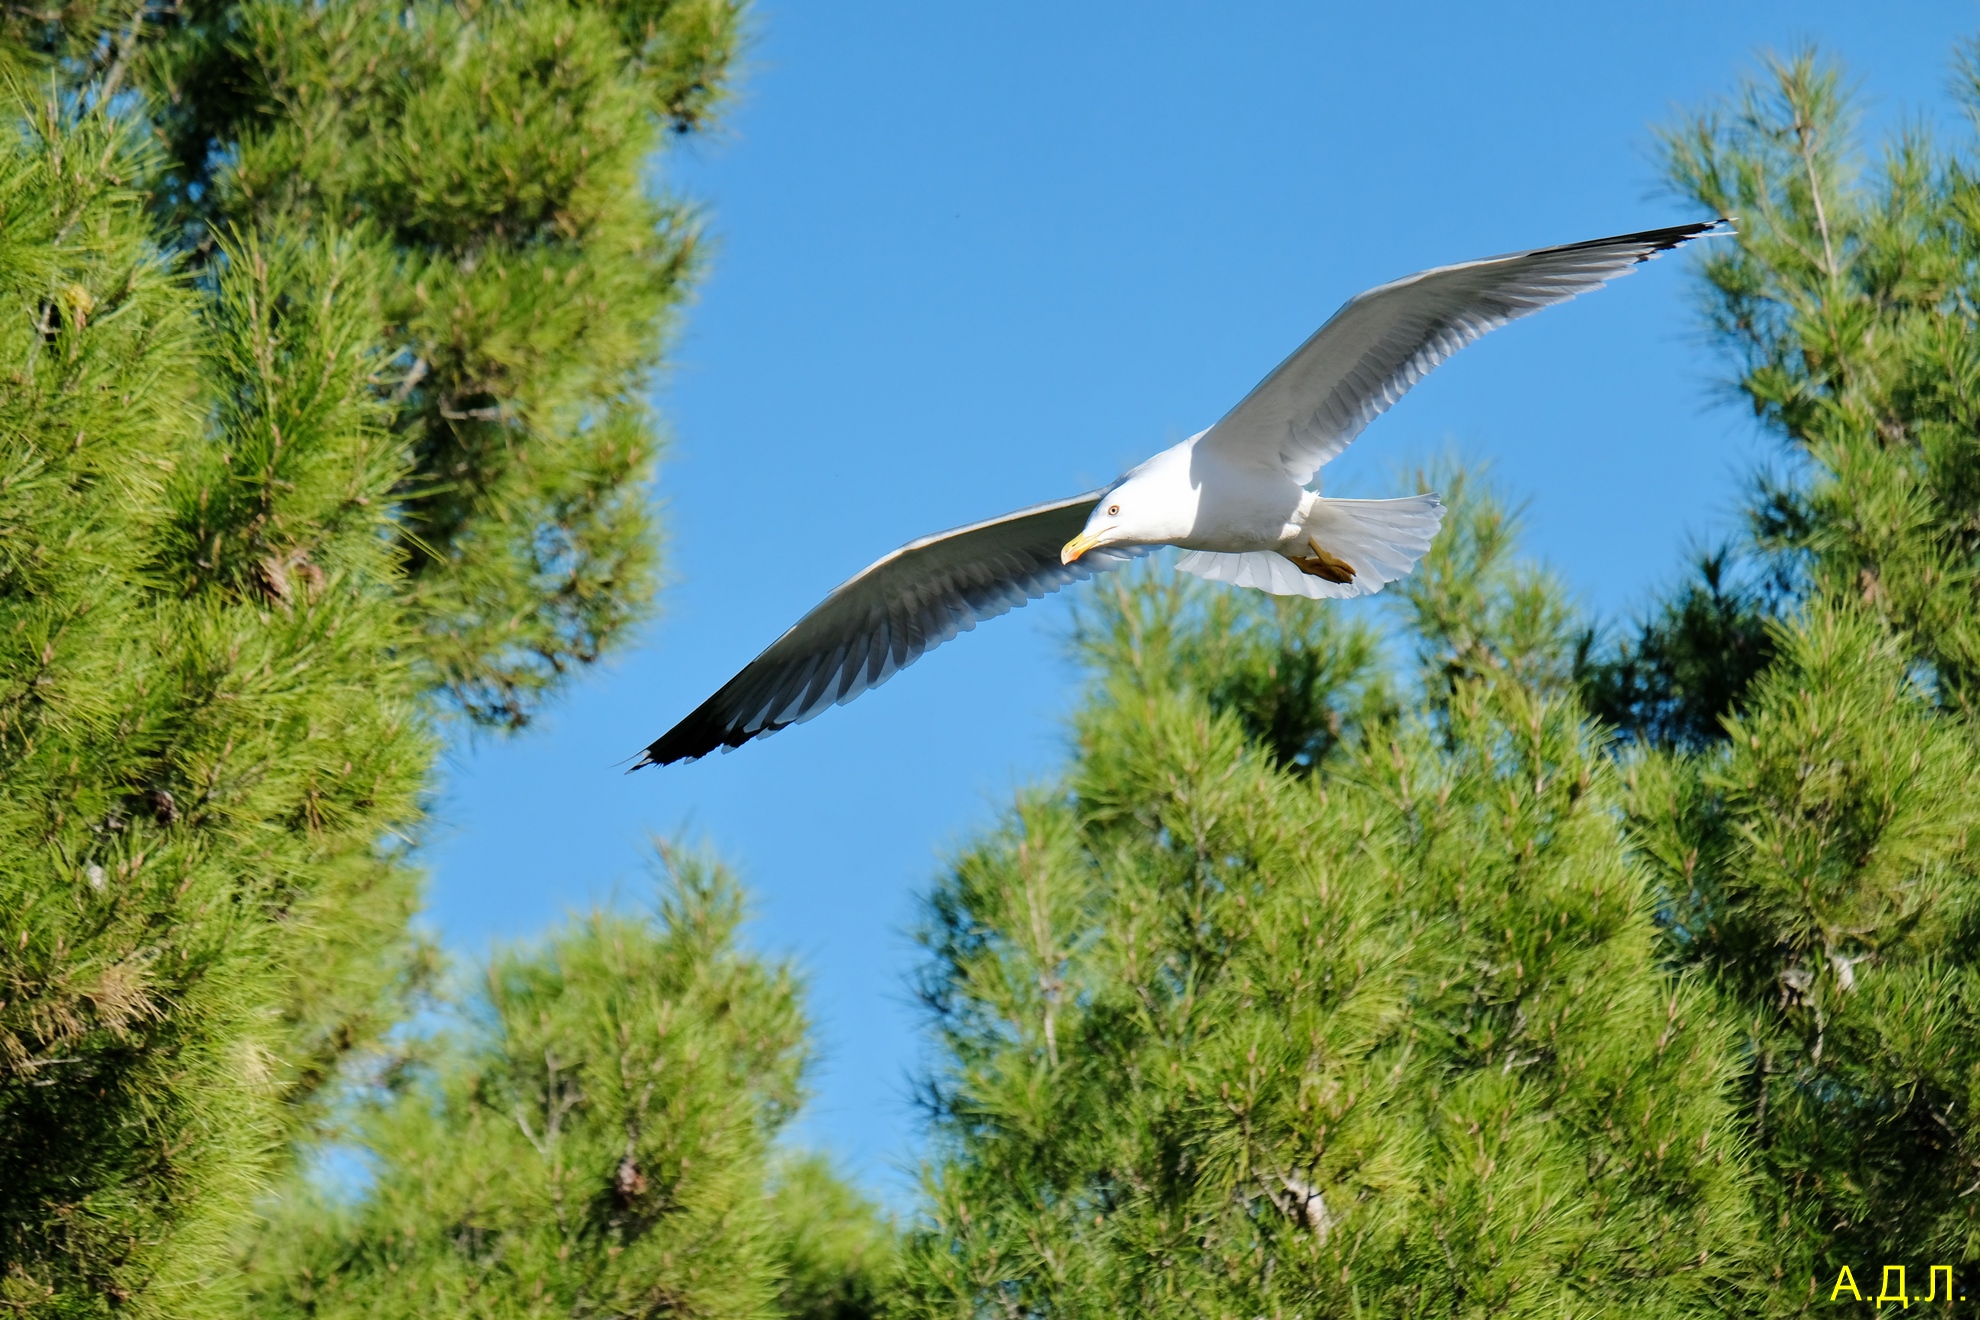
638 219 1727 767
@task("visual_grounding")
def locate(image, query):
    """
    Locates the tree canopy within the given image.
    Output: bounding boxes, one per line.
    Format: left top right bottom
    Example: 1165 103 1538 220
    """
901 479 1753 1317
905 39 1980 1317
241 854 895 1320
0 0 742 1309
1596 47 1980 1296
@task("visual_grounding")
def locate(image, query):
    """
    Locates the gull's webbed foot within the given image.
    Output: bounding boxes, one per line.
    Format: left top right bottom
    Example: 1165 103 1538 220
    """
1284 538 1356 585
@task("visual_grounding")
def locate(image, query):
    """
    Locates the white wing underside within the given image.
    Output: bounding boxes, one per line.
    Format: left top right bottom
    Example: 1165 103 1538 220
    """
640 492 1148 764
1176 494 1446 600
1199 221 1727 484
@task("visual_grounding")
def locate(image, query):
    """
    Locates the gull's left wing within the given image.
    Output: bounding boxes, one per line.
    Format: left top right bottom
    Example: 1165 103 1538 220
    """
1199 220 1728 485
636 493 1148 766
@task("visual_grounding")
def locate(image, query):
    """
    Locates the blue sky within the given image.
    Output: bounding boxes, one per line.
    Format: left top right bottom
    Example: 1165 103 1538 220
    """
421 1 1979 1201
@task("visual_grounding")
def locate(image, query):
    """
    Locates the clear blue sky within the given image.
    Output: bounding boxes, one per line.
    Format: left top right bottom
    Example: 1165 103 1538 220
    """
421 1 1977 1201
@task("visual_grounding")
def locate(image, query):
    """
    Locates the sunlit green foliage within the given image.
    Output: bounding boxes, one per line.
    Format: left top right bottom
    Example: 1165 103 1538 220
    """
240 856 893 1320
0 0 741 725
0 0 742 1307
131 0 742 723
900 481 1756 1317
1586 46 1980 740
769 1154 899 1320
907 41 1980 1312
1584 47 1980 1303
0 105 432 1314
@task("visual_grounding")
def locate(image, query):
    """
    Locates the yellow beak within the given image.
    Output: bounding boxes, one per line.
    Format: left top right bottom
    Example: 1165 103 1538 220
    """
1061 532 1104 565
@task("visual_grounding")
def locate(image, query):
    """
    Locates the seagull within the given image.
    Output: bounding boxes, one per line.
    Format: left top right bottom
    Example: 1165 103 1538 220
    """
638 220 1727 767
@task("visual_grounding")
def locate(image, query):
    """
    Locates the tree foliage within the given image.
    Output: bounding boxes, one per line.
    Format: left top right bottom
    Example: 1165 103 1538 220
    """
240 854 893 1320
4 0 739 724
1591 48 1980 1302
136 0 738 724
1578 547 1783 749
905 42 1980 1309
0 0 742 1306
901 481 1755 1317
0 105 437 1314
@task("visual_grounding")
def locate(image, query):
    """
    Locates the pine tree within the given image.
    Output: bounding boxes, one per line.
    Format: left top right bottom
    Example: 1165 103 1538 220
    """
131 0 740 723
2 0 739 725
0 104 431 1312
901 477 1756 1318
0 0 741 1305
239 854 893 1320
1581 47 1980 1301
907 42 1980 1311
767 1155 899 1320
1577 547 1782 749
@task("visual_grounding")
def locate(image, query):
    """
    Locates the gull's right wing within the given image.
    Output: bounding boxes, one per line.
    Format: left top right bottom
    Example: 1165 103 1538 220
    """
637 493 1148 766
1199 220 1728 485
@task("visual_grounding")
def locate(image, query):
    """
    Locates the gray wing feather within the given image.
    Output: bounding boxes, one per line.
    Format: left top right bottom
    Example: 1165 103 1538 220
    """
1201 221 1727 484
638 492 1146 765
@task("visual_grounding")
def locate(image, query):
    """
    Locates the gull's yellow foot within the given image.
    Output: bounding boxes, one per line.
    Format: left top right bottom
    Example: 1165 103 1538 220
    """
1284 538 1356 584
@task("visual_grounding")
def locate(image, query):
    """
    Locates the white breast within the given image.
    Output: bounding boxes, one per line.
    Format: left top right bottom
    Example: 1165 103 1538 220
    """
1173 439 1308 553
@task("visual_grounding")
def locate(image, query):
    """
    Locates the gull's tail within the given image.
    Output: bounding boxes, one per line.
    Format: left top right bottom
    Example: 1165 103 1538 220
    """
1176 493 1445 600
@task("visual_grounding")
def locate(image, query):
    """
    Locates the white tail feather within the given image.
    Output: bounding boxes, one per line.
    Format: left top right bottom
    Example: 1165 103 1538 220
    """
1176 493 1444 600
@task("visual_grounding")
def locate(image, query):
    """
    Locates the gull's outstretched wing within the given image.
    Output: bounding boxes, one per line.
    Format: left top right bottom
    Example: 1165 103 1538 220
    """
637 493 1147 766
1200 220 1728 484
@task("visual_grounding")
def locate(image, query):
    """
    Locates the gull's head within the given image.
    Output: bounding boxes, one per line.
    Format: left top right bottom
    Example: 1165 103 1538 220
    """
1061 467 1193 564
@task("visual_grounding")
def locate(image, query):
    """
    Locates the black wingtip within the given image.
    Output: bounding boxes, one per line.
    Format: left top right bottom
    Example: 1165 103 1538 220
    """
628 733 694 770
1548 217 1733 266
1628 217 1736 262
632 705 747 770
627 723 695 771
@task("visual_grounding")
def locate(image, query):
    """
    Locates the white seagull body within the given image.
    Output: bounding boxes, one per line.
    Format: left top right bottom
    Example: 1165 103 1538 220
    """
639 220 1726 767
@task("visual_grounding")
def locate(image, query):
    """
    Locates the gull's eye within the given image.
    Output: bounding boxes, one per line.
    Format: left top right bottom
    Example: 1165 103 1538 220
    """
1107 503 1120 516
